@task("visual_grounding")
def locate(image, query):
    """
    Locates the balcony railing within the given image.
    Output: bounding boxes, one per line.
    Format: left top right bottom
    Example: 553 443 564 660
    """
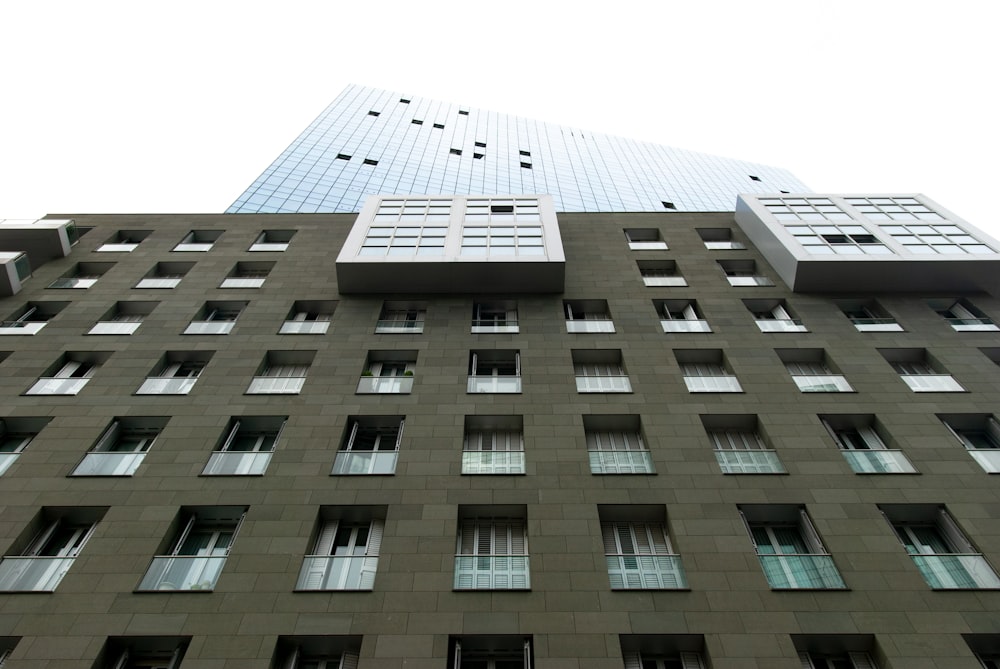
88 321 141 335
454 555 530 590
726 276 773 287
135 278 181 289
566 320 615 333
356 376 413 394
462 451 526 474
946 318 999 332
900 374 965 392
628 241 668 250
48 277 98 289
249 242 289 252
220 277 266 289
184 321 235 335
0 321 46 335
467 376 522 393
755 319 808 333
642 276 687 287
0 453 19 476
850 318 903 332
909 554 1000 589
173 242 213 252
279 321 329 334
375 320 424 334
588 450 654 474
97 242 139 252
25 377 90 395
842 450 916 474
137 556 227 591
683 376 742 393
967 450 1000 473
73 452 146 476
0 556 75 591
606 554 687 589
136 377 197 395
792 375 854 392
471 320 519 334
715 450 785 474
247 377 305 394
331 451 397 475
661 319 711 333
575 376 632 393
295 555 378 590
757 554 846 589
704 241 745 250
203 451 271 476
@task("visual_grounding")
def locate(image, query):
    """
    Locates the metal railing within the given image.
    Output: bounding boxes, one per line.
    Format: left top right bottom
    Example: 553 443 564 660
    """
462 451 526 474
575 376 632 393
967 449 1000 473
467 376 522 393
356 376 413 394
909 554 1000 589
726 276 773 287
25 377 90 395
88 321 141 335
247 376 305 394
0 556 75 591
606 554 686 589
850 318 903 332
792 374 854 392
470 320 519 334
220 277 266 289
946 318 999 332
842 450 916 474
135 278 181 289
203 451 271 476
755 319 807 333
279 321 329 334
642 276 687 287
588 450 654 474
660 319 711 333
137 556 227 591
715 450 785 474
453 555 530 590
757 554 846 589
566 320 615 333
331 451 398 475
183 321 234 335
48 277 98 289
683 376 742 393
900 374 965 392
0 321 46 335
73 452 146 476
375 320 424 334
136 377 197 395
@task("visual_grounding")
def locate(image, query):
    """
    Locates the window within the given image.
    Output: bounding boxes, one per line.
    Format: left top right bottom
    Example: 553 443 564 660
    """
0 301 67 335
624 228 667 250
247 350 314 394
718 259 773 287
96 229 150 252
332 416 402 475
363 158 378 166
573 349 632 393
454 507 529 590
844 196 995 254
433 123 444 129
676 350 741 392
637 260 687 287
295 509 385 590
25 352 110 395
468 350 521 393
376 301 426 333
792 636 879 669
964 635 1000 669
758 196 852 222
600 506 686 589
336 153 352 160
461 198 544 257
137 506 246 591
585 415 653 474
0 507 105 592
183 300 246 335
835 299 902 332
249 229 294 252
203 416 285 476
879 348 964 392
930 298 998 332
620 635 707 669
656 299 711 333
134 261 193 289
881 504 1000 589
173 230 221 252
136 352 211 395
661 201 677 210
702 415 784 474
450 148 462 155
821 415 916 474
357 351 416 394
48 262 113 289
744 299 807 332
463 416 525 474
471 301 519 333
780 220 891 256
0 639 16 668
361 197 451 257
940 414 1000 473
272 636 361 669
280 300 336 335
72 417 167 477
368 110 380 116
697 228 745 250
740 505 846 589
564 299 615 333
449 636 533 669
220 261 273 288
0 417 49 476
88 300 157 335
99 637 189 669
777 349 853 392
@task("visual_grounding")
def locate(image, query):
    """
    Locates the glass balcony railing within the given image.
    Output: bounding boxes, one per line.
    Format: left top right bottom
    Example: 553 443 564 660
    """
575 376 632 393
726 276 773 287
375 320 424 334
0 453 19 476
946 318 999 332
249 242 289 252
135 278 181 289
48 277 98 289
331 451 397 475
470 320 519 334
454 555 530 590
900 374 965 392
0 556 76 591
0 321 46 335
757 554 846 589
136 377 197 395
279 321 329 334
683 376 742 393
295 555 378 590
137 556 227 591
88 321 141 335
467 376 522 393
183 321 234 335
842 450 916 474
203 451 271 476
850 318 903 332
606 554 687 589
173 242 213 252
628 241 668 250
13 253 32 281
97 242 139 252
909 554 1000 589
661 319 711 333
462 451 526 474
73 452 145 476
967 450 1000 473
566 320 615 333
792 375 854 392
247 377 305 394
704 241 745 250
220 277 265 289
715 450 785 474
356 376 413 394
588 450 654 474
25 377 90 395
755 319 808 333
642 276 687 287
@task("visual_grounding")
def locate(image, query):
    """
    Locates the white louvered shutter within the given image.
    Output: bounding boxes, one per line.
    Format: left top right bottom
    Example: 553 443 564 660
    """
848 652 877 669
358 519 384 589
622 651 642 669
94 421 122 452
281 646 299 669
679 651 705 669
340 650 360 669
302 520 338 590
799 651 816 669
798 510 825 554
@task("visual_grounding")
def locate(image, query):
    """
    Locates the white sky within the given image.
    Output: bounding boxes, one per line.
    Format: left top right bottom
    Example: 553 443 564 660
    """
1 1 997 235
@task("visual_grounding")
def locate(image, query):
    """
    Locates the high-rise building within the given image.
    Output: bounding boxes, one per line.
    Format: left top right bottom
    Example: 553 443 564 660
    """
0 88 998 668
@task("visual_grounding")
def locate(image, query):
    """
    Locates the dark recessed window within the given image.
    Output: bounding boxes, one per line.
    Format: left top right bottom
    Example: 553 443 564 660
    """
491 205 514 214
450 148 462 156
519 150 531 157
412 119 423 125
822 234 850 244
458 110 469 116
336 153 351 161
749 175 761 182
400 98 410 104
367 111 380 117
363 159 378 166
851 234 878 244
433 123 444 129
520 162 532 169
780 190 790 194
475 141 486 148
662 201 676 210
473 153 485 160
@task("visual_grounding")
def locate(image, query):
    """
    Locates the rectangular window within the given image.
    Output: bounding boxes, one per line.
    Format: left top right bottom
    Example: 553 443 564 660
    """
0 508 105 592
249 229 294 252
879 348 965 392
136 352 211 395
573 350 631 393
600 508 686 589
471 301 519 333
47 262 113 289
273 636 361 669
332 416 403 475
173 230 221 252
718 260 774 287
96 229 150 252
376 302 426 333
468 350 521 393
637 260 687 287
357 352 417 394
203 417 285 476
777 349 853 392
837 299 904 332
247 351 314 394
454 508 529 590
821 415 916 474
73 417 167 477
296 510 385 590
0 417 48 476
135 262 193 289
100 637 189 669
676 350 741 393
88 301 157 335
656 299 711 333
463 416 524 474
624 228 668 250
183 301 247 335
940 413 1000 473
744 299 808 333
564 299 615 333
697 228 745 250
0 301 67 335
930 298 999 332
741 505 846 589
703 415 784 474
450 637 532 669
585 415 653 474
220 261 273 289
25 353 110 396
280 300 336 335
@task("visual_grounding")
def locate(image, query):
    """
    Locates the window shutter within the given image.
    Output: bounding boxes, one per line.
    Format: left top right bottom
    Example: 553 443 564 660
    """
269 419 287 452
622 651 642 669
799 651 816 669
848 652 877 669
345 422 359 451
565 302 574 320
453 640 462 669
470 353 478 376
25 520 60 556
72 522 98 557
340 650 360 669
171 515 197 555
225 512 247 556
987 418 1000 447
771 303 791 320
682 303 698 321
680 651 706 669
166 646 184 669
941 420 968 447
858 426 885 450
358 519 384 589
515 352 521 377
301 520 338 589
523 638 532 669
111 650 130 669
738 510 759 550
314 520 339 555
395 419 405 451
937 508 974 553
219 421 241 452
94 420 122 452
798 510 826 553
281 646 299 669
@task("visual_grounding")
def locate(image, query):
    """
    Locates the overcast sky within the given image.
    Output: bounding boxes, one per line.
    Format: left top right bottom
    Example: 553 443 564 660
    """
1 1 996 235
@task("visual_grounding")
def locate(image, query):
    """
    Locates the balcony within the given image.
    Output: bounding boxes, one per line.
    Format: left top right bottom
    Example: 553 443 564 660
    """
727 276 774 287
88 321 141 335
0 556 75 591
295 555 378 590
246 377 305 394
136 377 197 395
249 242 289 252
588 450 654 474
967 450 1000 473
842 450 916 474
704 240 745 250
135 278 181 289
471 320 519 334
467 376 522 393
48 277 97 289
566 320 615 334
73 452 146 476
374 320 424 334
97 242 139 252
757 554 846 589
606 554 687 589
454 555 530 590
715 450 785 474
683 376 742 393
25 377 90 395
628 241 668 251
900 374 965 392
0 321 46 335
137 556 227 591
909 554 1000 589
279 321 329 335
356 376 413 394
661 320 711 333
642 276 687 287
462 451 526 474
946 318 1000 332
331 451 397 475
203 452 271 476
184 321 235 335
575 376 632 393
850 318 904 332
220 277 265 289
173 243 213 252
755 319 808 333
792 375 854 392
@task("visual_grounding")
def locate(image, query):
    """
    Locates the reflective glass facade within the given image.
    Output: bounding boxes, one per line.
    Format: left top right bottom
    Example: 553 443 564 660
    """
227 85 809 214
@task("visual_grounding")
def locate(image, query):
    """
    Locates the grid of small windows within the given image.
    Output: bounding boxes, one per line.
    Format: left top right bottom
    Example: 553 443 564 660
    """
783 223 893 256
875 223 995 255
359 199 451 257
844 196 942 221
757 197 851 221
461 199 545 257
